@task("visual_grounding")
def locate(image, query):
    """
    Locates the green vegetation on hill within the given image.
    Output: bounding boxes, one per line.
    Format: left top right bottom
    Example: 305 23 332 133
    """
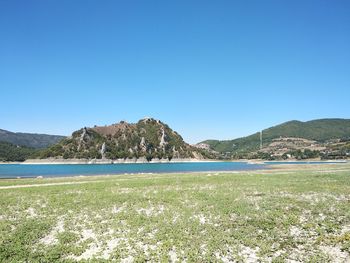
0 142 38 162
260 119 350 142
202 119 350 155
39 118 214 160
0 129 65 149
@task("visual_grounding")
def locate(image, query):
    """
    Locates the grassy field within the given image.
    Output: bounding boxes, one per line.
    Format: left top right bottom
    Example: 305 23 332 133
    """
0 164 350 262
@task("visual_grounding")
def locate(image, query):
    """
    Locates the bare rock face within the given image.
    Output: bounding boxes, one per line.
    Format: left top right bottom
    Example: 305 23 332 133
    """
92 121 131 136
140 137 147 152
100 142 106 159
159 128 167 148
193 143 211 150
39 118 216 161
78 127 89 151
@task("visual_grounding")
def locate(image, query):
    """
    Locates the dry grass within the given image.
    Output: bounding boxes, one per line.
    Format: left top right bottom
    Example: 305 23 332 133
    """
0 164 349 262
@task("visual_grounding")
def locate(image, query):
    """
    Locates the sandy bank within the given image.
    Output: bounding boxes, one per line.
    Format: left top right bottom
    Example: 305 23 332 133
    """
21 158 221 165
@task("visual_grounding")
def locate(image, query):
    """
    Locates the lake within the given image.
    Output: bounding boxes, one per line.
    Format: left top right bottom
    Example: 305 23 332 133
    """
0 162 266 179
0 161 346 179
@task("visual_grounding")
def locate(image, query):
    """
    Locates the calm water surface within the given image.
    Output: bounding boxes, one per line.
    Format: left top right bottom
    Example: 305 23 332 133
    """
0 161 345 179
0 162 266 178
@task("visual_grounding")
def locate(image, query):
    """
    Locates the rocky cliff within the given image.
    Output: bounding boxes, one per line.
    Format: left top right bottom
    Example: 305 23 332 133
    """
39 118 214 161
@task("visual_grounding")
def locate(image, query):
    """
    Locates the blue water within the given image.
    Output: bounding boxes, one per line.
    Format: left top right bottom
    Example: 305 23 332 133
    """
0 162 266 179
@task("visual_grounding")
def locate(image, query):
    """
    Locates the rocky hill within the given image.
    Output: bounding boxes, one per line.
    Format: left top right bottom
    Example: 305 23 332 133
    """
0 129 65 149
39 118 214 161
199 118 350 159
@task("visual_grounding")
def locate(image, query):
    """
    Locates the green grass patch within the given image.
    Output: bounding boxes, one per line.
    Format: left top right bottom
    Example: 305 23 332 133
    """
0 166 349 261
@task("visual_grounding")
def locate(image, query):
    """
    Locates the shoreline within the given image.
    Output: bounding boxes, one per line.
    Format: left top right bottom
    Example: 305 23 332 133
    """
1 162 349 181
0 168 269 181
20 158 221 165
0 158 347 165
0 161 349 180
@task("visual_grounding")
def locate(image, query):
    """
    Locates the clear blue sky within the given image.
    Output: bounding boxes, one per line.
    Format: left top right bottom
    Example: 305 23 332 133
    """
1 1 349 143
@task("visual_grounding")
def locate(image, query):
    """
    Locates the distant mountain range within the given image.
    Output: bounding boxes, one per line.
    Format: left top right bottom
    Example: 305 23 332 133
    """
0 129 65 149
198 118 350 159
38 118 213 161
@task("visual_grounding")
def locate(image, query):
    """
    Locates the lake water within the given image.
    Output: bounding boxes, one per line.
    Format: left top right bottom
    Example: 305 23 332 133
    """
0 162 266 179
0 161 346 179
